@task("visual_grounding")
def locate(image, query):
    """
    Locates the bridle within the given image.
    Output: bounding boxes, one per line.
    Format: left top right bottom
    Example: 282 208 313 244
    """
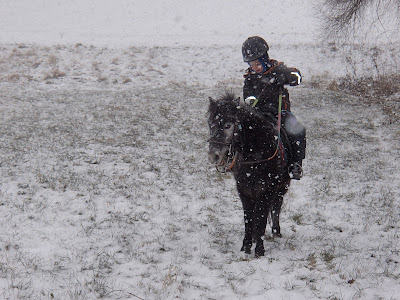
208 121 240 173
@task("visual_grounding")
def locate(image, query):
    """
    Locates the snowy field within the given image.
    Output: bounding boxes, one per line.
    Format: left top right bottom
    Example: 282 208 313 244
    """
1 1 400 299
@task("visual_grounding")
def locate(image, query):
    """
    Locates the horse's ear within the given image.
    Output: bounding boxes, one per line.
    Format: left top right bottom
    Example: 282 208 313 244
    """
232 97 240 104
236 97 244 108
209 97 217 104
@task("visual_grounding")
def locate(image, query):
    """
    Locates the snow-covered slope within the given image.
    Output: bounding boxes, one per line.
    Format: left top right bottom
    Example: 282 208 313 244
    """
0 0 318 46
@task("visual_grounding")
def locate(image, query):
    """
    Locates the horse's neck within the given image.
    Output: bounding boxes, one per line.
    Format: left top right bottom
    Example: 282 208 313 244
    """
238 115 277 159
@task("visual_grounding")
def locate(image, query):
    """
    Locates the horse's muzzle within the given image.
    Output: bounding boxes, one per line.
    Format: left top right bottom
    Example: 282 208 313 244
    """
208 137 231 171
208 151 222 165
208 144 229 168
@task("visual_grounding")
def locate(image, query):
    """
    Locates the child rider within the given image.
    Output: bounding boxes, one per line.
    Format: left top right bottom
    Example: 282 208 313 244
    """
242 36 306 180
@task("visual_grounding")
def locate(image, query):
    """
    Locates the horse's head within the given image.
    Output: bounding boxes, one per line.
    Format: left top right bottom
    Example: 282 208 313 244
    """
208 92 284 172
207 93 241 172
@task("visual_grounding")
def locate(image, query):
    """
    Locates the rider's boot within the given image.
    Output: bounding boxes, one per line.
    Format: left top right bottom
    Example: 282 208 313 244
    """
289 161 303 180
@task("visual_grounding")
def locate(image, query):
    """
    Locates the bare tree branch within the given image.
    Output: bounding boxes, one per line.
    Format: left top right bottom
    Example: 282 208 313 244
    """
319 0 400 41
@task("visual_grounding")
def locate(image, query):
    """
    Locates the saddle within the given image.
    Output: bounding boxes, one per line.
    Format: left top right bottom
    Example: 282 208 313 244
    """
261 112 293 164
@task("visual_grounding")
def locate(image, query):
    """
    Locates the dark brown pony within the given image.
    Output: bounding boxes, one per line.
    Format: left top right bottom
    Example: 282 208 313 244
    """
208 92 291 257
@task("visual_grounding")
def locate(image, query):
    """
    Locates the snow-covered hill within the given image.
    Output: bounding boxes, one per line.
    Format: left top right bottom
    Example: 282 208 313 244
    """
0 0 319 46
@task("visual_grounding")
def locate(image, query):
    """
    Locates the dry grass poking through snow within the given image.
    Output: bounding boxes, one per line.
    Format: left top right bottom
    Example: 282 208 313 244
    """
0 44 399 299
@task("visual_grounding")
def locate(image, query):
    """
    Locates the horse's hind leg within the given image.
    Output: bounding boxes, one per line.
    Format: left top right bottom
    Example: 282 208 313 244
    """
271 192 284 238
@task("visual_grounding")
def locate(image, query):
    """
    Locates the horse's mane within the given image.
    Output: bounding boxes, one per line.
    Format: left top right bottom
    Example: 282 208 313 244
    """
218 91 237 102
213 91 274 124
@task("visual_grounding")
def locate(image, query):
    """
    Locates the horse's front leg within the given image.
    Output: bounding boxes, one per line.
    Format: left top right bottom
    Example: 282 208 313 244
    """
253 196 269 257
240 196 254 254
271 192 284 238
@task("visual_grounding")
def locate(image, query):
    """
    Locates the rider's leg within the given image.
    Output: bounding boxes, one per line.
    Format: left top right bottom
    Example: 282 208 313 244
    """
282 112 306 180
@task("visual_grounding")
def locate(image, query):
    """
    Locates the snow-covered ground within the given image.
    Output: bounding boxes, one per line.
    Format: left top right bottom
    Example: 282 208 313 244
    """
0 1 399 299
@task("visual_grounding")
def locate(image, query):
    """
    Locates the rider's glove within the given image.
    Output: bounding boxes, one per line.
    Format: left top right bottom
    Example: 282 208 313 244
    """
244 96 258 107
289 70 302 86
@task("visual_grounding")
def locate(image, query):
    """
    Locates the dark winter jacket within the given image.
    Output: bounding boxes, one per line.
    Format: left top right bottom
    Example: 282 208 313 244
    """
243 59 300 116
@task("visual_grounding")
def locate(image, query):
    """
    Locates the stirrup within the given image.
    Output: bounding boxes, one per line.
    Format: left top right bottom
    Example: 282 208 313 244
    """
289 163 303 180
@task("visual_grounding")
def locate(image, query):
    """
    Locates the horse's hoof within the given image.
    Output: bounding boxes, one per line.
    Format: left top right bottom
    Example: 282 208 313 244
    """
240 245 251 254
255 245 265 258
272 229 282 238
255 249 265 258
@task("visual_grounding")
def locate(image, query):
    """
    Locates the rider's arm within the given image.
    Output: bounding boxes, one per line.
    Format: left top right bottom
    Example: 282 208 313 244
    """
243 70 258 100
274 64 302 86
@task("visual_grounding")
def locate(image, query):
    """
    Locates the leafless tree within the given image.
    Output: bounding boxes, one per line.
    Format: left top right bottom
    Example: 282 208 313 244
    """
320 0 400 40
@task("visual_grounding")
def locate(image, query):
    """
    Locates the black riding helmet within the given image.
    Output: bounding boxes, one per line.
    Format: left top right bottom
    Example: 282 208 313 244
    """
242 36 269 62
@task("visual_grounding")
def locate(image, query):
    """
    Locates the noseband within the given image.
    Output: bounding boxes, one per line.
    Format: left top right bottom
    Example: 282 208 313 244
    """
208 122 240 173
